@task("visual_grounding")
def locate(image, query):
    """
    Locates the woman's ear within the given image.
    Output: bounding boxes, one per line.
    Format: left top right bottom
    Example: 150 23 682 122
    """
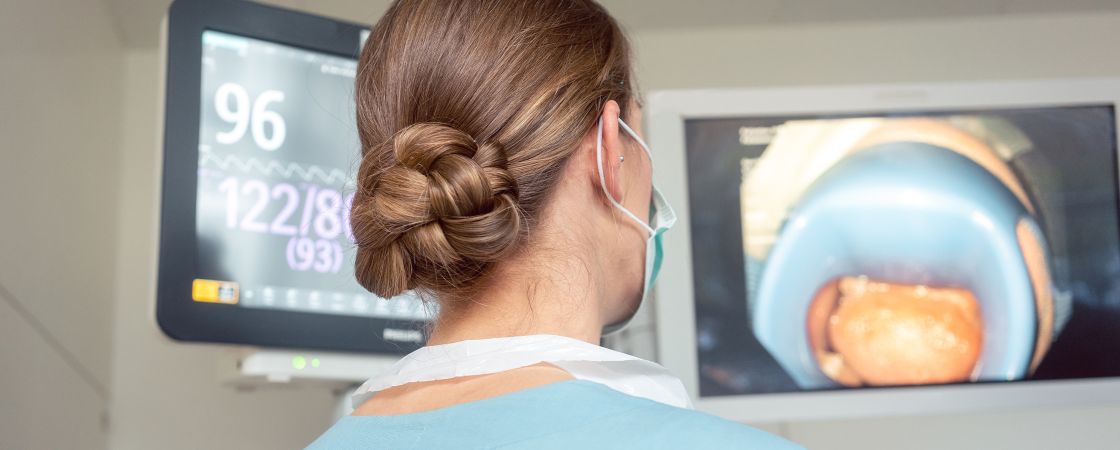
589 100 625 203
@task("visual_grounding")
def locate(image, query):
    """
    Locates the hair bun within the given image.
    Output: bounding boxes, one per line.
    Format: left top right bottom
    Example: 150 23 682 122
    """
351 122 523 298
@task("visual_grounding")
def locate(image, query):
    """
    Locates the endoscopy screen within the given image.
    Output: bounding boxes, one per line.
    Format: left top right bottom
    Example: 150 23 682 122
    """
687 106 1120 396
195 30 430 321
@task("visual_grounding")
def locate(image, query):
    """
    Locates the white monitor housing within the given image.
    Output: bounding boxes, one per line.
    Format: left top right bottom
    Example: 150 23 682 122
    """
649 78 1120 422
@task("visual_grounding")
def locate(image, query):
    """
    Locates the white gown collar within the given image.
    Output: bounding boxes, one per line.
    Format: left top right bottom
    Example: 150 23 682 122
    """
351 334 693 409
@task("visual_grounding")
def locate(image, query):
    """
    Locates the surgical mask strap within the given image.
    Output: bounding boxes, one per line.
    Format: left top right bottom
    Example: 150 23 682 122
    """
596 117 656 235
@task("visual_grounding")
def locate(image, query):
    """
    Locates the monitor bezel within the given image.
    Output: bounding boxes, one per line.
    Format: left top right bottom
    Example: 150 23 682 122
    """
648 78 1120 422
157 0 425 354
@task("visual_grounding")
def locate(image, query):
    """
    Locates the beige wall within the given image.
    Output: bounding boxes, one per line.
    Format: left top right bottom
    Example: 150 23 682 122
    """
0 0 124 448
631 11 1120 90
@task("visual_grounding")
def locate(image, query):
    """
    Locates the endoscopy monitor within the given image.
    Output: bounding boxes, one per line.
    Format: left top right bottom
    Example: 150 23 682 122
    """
157 0 430 354
649 79 1120 421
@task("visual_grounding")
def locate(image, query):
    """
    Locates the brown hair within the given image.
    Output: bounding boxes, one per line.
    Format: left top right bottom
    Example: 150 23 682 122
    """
351 0 635 300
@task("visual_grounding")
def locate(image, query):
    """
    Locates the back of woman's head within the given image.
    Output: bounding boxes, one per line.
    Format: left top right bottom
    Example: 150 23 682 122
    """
351 0 635 300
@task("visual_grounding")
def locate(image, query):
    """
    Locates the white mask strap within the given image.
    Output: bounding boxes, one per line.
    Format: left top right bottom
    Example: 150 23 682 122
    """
597 117 656 235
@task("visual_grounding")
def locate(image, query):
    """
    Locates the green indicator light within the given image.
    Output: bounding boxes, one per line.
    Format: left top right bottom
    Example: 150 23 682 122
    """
292 355 307 370
311 358 321 368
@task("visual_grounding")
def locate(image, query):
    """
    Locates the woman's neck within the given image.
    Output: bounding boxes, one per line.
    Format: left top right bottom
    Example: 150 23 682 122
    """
425 182 627 347
425 252 605 346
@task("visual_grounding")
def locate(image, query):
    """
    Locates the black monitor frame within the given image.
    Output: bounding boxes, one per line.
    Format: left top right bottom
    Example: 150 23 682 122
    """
158 0 425 354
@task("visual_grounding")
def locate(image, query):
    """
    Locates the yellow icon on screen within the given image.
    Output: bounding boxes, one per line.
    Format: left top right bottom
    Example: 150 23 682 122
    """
192 279 239 304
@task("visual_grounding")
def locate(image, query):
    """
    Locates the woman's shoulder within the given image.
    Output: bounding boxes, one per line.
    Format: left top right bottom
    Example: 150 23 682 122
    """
629 406 802 449
308 380 803 450
571 383 803 450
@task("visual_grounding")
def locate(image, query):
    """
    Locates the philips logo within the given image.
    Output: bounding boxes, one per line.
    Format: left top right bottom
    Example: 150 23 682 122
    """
739 126 778 146
383 328 424 343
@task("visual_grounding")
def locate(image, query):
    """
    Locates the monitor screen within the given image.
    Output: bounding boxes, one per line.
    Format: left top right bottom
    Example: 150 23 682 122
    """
685 106 1120 397
194 30 431 322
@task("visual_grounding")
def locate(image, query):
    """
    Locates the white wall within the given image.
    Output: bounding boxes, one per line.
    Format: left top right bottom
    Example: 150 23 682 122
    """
0 0 124 448
631 11 1120 90
627 11 1120 450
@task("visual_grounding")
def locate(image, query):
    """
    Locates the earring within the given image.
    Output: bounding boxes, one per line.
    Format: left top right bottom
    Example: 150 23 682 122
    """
619 155 625 163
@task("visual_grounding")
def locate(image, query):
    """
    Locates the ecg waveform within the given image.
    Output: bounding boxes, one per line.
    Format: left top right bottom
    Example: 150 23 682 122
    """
199 147 352 185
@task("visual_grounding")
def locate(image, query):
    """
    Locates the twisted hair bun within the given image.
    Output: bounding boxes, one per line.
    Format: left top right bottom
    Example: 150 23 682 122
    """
353 0 635 302
351 123 523 298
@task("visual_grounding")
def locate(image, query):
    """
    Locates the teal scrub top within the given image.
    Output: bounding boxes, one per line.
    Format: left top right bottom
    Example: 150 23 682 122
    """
307 380 802 449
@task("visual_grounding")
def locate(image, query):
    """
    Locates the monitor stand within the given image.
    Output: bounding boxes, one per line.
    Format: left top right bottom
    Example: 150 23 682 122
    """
219 348 398 385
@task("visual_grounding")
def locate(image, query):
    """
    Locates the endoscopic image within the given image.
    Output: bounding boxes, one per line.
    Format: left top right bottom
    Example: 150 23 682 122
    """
685 108 1120 396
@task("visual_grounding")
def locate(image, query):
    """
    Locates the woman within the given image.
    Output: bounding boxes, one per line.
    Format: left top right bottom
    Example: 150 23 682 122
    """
309 0 800 448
